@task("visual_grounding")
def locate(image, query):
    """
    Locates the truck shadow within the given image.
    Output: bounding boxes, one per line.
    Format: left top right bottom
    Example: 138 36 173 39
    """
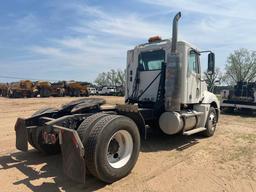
0 151 105 192
0 133 201 192
141 131 201 153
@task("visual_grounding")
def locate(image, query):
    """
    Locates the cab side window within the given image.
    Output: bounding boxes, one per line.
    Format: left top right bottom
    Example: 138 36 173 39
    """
188 50 199 74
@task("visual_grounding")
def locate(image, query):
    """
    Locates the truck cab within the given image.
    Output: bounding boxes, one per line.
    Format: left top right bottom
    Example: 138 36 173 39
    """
125 20 220 136
126 39 218 104
126 39 211 105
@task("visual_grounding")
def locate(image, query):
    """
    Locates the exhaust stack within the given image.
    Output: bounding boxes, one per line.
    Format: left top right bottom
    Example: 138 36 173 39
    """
164 12 182 112
171 12 181 53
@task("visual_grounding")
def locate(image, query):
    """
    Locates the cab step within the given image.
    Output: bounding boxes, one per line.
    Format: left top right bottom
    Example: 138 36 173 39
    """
183 127 206 136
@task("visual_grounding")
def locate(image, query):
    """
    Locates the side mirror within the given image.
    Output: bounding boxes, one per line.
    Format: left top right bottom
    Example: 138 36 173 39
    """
207 52 215 75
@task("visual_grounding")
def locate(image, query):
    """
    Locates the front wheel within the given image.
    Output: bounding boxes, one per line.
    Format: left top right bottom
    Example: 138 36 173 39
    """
85 115 140 183
203 107 217 137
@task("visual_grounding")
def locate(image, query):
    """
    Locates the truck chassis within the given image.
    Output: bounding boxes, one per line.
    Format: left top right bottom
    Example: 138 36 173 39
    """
15 98 148 183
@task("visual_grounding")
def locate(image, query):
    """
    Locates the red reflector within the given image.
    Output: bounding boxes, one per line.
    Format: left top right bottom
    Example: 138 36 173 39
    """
72 134 78 146
148 36 162 43
51 134 57 144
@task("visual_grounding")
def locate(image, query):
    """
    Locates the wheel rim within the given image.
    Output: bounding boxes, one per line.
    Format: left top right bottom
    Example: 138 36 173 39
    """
106 130 133 169
209 112 216 131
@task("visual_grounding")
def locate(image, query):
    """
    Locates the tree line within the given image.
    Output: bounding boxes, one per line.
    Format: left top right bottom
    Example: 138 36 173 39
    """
94 69 125 88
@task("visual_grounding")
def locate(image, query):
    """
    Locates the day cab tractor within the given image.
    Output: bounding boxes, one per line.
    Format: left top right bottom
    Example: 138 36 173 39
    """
15 12 220 184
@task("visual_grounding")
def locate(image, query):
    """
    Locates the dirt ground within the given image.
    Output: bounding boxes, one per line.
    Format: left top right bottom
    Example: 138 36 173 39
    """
0 96 255 192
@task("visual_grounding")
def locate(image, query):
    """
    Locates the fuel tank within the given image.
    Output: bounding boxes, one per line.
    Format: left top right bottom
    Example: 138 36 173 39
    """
159 110 199 135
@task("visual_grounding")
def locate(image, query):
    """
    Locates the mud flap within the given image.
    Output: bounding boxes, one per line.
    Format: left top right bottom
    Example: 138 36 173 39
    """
15 118 28 151
60 130 86 183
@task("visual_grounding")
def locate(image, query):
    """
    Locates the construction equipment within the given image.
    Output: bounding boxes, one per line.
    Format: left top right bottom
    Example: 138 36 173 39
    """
0 83 8 97
51 81 66 97
14 12 220 184
221 81 256 111
78 82 90 97
65 81 89 97
34 81 52 97
7 80 34 98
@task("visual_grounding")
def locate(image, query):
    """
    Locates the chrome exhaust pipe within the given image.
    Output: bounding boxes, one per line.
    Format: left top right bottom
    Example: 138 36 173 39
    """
171 12 181 53
165 12 182 112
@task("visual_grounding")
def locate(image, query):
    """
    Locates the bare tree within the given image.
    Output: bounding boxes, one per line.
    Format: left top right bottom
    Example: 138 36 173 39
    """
106 69 118 87
94 72 108 87
94 69 125 87
204 67 222 92
117 69 125 87
224 48 256 85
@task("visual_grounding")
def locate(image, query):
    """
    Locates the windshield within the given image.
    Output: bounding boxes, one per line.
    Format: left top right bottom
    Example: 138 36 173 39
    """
138 49 165 71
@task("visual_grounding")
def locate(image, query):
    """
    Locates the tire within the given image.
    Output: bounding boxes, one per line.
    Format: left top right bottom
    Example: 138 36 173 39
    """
203 107 217 137
77 113 110 175
29 107 60 154
77 113 109 143
85 115 140 183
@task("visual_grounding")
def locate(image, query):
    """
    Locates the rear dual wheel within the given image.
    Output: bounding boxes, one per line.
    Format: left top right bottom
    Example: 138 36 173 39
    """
78 114 140 183
77 113 109 144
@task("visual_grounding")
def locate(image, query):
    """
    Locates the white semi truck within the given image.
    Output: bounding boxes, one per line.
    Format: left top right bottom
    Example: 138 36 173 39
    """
15 12 220 184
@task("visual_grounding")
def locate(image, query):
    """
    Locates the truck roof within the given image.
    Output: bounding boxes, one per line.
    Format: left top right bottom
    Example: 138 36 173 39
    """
129 39 200 53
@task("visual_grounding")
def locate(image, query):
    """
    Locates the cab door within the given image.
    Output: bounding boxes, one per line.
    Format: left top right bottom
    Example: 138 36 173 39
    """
187 50 201 103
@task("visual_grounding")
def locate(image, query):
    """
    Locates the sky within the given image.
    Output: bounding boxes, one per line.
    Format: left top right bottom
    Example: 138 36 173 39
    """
0 0 256 83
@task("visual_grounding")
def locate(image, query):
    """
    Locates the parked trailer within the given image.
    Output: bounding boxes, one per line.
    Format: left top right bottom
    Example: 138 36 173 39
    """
221 81 256 111
15 12 220 184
